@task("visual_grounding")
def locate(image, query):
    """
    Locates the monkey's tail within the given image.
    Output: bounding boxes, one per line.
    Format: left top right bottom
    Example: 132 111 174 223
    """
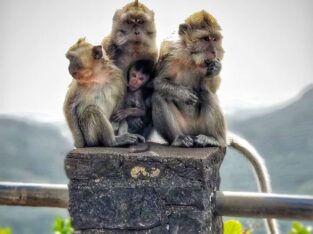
227 132 280 234
128 142 150 153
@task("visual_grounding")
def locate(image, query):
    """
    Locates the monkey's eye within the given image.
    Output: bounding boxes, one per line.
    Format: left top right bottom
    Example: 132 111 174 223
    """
212 36 218 42
202 37 211 42
126 19 132 24
137 19 144 24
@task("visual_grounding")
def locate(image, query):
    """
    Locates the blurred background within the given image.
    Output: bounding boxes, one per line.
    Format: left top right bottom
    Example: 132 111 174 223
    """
0 0 312 233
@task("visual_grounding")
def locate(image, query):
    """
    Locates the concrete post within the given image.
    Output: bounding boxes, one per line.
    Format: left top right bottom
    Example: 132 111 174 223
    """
65 144 225 234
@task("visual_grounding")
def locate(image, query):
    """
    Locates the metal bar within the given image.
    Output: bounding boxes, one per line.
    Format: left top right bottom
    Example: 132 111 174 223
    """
216 191 313 221
0 182 68 208
0 182 313 220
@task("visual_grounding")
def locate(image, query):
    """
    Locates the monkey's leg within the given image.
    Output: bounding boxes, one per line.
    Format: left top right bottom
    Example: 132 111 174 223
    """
195 90 227 147
80 106 142 147
152 94 194 147
79 105 115 147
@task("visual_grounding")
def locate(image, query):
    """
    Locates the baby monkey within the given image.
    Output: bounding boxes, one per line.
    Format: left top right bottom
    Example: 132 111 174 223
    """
111 59 155 140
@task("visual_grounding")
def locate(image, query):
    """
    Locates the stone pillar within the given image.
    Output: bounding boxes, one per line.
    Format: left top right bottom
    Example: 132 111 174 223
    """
65 144 225 234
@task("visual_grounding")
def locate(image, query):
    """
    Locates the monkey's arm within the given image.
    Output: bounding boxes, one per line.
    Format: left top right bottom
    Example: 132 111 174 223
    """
63 85 85 148
154 74 198 105
112 107 145 121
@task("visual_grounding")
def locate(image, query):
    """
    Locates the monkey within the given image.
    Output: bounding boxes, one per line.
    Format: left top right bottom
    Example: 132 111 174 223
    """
111 59 155 138
152 10 279 234
111 59 155 153
157 17 222 94
63 38 143 148
101 0 158 71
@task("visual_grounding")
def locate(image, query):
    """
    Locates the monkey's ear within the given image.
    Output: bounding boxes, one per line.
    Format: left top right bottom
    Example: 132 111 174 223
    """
178 23 191 36
92 45 103 60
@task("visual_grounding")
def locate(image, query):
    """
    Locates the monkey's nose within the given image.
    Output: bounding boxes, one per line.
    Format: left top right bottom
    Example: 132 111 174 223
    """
134 31 140 35
206 50 216 60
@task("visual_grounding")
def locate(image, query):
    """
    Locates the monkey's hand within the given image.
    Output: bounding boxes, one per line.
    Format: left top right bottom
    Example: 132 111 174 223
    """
111 110 128 122
176 88 199 105
205 59 222 77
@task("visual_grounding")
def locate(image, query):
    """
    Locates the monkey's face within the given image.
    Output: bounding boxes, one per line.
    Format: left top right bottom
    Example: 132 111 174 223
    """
128 67 149 91
113 9 156 46
179 24 224 67
66 40 104 82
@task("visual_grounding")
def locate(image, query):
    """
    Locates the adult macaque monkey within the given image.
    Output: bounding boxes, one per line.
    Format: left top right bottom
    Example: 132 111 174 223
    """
158 12 222 93
153 11 279 234
64 38 142 147
102 0 158 71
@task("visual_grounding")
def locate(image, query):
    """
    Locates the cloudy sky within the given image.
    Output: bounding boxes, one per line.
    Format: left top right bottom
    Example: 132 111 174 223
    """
0 0 312 118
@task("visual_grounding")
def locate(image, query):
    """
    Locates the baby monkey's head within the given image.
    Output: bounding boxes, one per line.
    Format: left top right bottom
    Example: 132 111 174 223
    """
126 59 155 91
66 38 107 82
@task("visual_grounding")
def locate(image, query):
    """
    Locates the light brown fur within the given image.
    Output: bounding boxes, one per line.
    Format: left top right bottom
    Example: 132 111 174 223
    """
158 10 224 93
102 0 158 71
152 11 226 148
64 38 141 147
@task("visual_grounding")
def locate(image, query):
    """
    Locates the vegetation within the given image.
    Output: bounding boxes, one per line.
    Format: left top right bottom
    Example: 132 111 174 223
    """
53 216 74 234
1 218 312 234
289 222 312 234
0 227 12 234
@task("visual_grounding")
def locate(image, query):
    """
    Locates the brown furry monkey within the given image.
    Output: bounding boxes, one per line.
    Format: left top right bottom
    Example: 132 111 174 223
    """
153 11 279 234
102 0 158 71
158 11 223 93
64 38 143 147
153 10 226 148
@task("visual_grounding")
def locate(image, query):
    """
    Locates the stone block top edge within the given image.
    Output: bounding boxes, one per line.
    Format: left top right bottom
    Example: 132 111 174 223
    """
67 143 224 160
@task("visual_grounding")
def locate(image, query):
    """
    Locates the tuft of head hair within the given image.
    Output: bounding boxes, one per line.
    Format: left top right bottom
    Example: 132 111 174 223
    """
185 10 221 30
122 0 149 13
68 37 91 51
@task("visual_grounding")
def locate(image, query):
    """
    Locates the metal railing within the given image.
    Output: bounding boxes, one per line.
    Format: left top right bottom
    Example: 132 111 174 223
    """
0 182 312 220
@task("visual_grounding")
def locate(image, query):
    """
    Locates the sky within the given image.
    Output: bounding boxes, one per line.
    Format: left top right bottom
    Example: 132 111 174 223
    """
0 0 312 118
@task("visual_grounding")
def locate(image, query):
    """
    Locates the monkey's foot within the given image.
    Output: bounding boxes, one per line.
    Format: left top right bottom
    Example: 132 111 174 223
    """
194 134 220 147
114 133 144 146
133 134 146 143
171 135 194 148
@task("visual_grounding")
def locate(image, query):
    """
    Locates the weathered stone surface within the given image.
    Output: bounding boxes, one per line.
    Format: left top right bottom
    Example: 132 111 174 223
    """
65 143 225 234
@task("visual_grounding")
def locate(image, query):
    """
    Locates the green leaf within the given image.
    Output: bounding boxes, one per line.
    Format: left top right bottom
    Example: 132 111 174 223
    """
0 227 12 234
53 216 64 232
289 221 312 234
53 216 74 234
224 220 242 234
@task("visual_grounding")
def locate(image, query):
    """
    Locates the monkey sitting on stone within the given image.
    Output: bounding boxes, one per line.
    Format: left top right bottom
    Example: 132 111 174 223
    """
63 38 143 148
153 10 279 234
153 10 226 148
111 59 155 140
102 0 158 71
